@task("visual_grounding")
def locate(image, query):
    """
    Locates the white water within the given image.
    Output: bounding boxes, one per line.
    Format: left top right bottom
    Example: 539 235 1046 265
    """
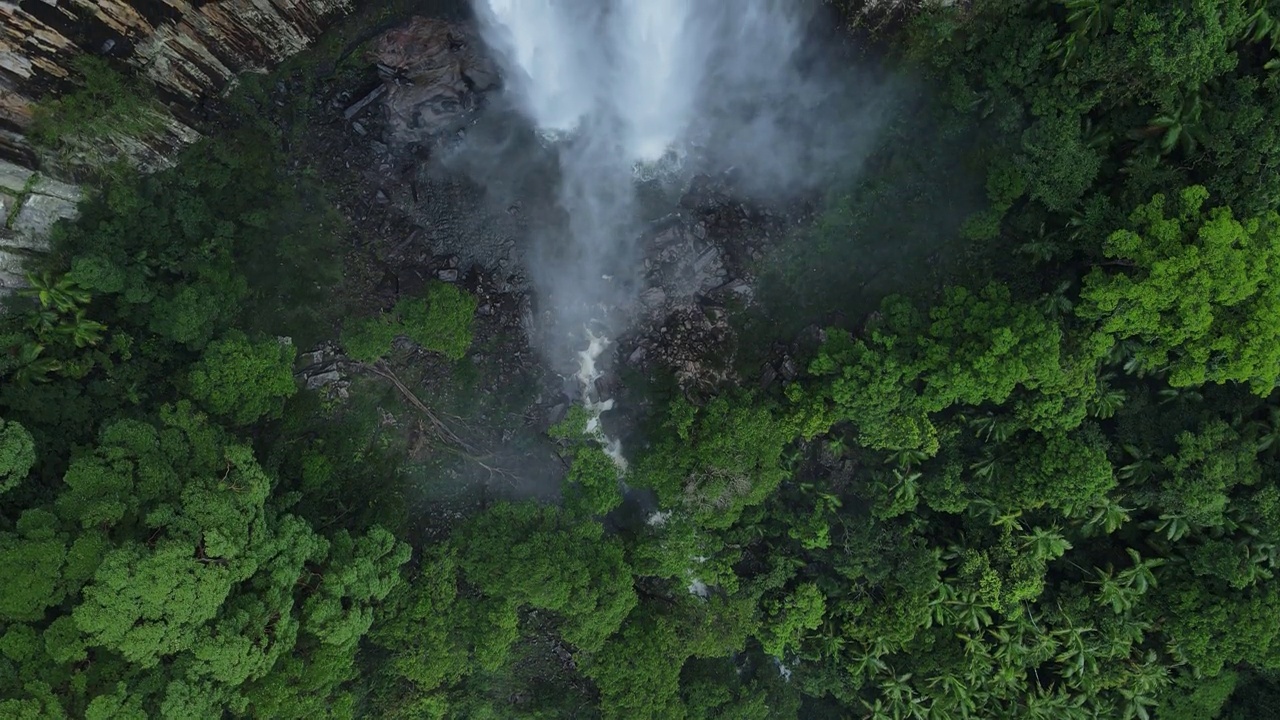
474 0 600 135
575 328 627 470
473 0 814 469
474 0 808 163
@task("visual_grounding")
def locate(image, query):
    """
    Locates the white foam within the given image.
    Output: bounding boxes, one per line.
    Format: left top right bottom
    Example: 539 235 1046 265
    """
575 328 628 471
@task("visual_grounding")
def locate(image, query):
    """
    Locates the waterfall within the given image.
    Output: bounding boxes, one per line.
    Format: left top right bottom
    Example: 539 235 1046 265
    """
473 0 808 164
472 0 815 468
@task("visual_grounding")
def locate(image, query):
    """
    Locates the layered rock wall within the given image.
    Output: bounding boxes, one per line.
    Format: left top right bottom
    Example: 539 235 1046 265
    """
1 0 353 169
1 0 352 293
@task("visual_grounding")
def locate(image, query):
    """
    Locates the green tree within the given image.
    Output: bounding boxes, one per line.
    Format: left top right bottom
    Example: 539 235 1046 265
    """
1079 186 1280 392
456 502 637 653
0 417 35 494
340 283 476 363
636 394 793 530
187 330 297 425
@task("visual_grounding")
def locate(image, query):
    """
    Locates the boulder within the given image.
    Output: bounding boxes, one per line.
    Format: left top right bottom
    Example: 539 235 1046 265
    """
0 161 33 195
369 17 500 145
11 194 77 247
0 247 29 293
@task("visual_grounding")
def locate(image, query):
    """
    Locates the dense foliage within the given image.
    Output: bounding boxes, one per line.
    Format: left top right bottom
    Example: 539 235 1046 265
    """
0 117 469 717
7 0 1280 718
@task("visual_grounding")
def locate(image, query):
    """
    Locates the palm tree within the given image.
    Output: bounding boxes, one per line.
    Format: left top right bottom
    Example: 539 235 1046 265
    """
1156 385 1204 405
1061 0 1115 38
1087 372 1127 419
968 499 1024 532
967 413 1020 443
1151 512 1192 542
1116 444 1158 483
1048 0 1117 67
1022 526 1073 561
1089 567 1137 613
1080 495 1132 536
926 673 976 717
848 644 888 680
53 309 107 348
886 446 931 471
1052 622 1099 682
1038 280 1075 318
1243 406 1280 453
1244 0 1280 47
1116 548 1164 593
1017 225 1068 265
1134 93 1207 157
20 272 91 313
946 589 995 632
6 341 61 385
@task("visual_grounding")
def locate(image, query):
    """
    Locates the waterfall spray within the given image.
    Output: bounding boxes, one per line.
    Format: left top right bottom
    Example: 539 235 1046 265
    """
471 0 824 468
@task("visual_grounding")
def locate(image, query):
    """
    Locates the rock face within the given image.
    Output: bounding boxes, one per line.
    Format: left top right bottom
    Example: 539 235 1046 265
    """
368 17 499 146
0 0 353 292
0 158 84 293
0 0 353 169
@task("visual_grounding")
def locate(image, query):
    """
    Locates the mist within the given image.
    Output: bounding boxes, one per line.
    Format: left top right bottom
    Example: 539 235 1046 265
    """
463 0 891 408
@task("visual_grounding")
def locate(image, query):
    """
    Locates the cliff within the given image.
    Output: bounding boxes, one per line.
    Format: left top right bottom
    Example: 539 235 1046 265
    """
1 0 353 170
1 0 355 293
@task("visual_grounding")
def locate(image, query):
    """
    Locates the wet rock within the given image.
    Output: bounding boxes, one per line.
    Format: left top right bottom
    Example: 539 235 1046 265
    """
780 357 798 381
546 403 568 427
369 17 499 145
436 268 459 282
640 286 666 311
594 377 614 402
716 278 754 300
31 175 82 203
760 363 778 390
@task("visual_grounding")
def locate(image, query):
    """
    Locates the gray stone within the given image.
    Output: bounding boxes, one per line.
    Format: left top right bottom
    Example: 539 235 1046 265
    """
436 268 459 282
305 369 341 390
30 176 83 203
0 248 30 292
11 194 78 246
0 161 33 195
760 363 778 390
780 357 799 381
640 286 666 309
